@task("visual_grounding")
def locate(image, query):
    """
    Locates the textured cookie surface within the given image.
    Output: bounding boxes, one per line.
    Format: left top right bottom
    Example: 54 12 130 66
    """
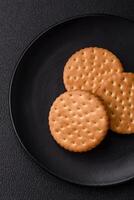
63 47 123 93
49 91 108 152
96 73 134 134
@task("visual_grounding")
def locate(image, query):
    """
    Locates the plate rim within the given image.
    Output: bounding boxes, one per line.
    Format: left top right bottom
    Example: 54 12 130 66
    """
9 13 134 186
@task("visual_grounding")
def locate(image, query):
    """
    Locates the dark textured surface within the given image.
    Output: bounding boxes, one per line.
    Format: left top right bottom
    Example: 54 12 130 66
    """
1 0 134 199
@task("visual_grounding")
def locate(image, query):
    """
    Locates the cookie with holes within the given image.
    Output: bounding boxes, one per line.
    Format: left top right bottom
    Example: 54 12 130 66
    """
96 73 134 134
49 90 108 152
63 47 123 93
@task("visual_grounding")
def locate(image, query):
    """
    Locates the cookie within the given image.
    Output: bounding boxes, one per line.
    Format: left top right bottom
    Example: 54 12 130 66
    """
63 47 123 93
96 73 134 134
49 90 108 152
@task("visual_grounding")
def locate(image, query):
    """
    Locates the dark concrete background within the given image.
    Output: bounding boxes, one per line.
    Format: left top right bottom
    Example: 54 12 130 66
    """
0 1 134 199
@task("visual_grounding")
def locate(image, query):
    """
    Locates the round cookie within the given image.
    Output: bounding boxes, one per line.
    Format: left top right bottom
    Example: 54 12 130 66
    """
49 91 108 152
96 73 134 134
63 47 123 93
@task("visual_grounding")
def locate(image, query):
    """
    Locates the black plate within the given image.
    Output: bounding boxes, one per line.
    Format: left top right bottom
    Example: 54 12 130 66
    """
10 14 134 186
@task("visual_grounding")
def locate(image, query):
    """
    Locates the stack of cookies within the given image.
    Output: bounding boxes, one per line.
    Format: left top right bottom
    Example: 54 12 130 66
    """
49 47 134 152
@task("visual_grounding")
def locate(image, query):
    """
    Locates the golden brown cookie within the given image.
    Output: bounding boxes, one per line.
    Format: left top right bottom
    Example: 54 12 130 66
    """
49 91 108 152
96 73 134 134
63 47 123 93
